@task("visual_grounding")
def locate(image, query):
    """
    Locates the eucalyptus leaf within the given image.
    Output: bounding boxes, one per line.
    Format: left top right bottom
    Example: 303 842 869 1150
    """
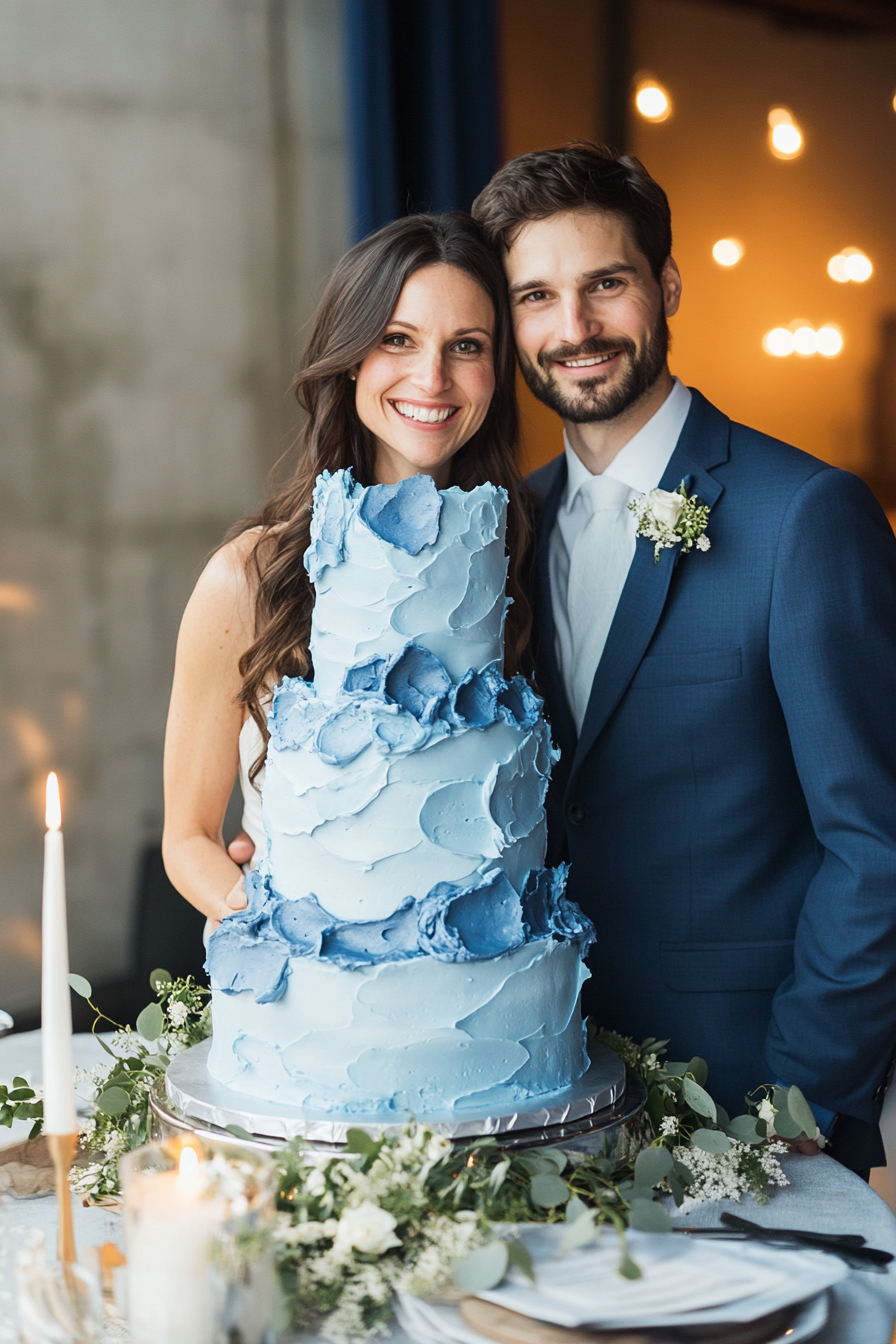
136 1003 164 1042
726 1114 764 1145
770 1107 802 1139
149 968 172 991
95 1036 116 1057
666 1172 687 1207
97 1087 130 1117
691 1128 731 1154
618 1252 642 1279
68 973 92 999
663 1062 690 1077
452 1242 509 1293
633 1146 672 1188
530 1173 570 1208
628 1199 673 1233
8 1088 35 1102
715 1104 730 1129
686 1057 708 1087
785 1085 818 1140
506 1241 535 1282
12 1077 28 1089
565 1195 589 1223
538 1149 568 1174
671 1158 694 1184
28 1120 42 1141
681 1076 717 1121
344 1128 379 1156
226 1124 254 1141
560 1210 598 1251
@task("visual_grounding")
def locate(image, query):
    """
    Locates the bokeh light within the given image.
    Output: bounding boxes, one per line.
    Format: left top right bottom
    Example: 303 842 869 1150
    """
763 328 795 357
768 107 803 159
828 248 872 283
792 325 818 356
763 323 843 358
712 238 744 267
816 325 843 357
635 78 672 122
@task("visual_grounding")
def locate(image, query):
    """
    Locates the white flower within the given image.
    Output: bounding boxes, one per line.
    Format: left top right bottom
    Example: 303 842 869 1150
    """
334 1200 402 1256
306 1168 328 1198
644 488 686 530
167 1000 189 1028
757 1098 777 1131
696 534 711 552
425 1133 452 1164
659 1116 679 1137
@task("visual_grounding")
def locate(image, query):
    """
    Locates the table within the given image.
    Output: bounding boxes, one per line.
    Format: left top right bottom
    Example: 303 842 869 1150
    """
1 1032 895 1343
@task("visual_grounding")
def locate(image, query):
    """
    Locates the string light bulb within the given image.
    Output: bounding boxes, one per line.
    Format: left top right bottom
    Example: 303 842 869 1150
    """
762 322 843 359
634 75 672 123
712 238 744 267
768 107 803 159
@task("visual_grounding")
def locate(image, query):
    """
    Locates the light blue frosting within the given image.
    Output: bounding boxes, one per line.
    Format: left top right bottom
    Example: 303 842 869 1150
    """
207 470 594 1115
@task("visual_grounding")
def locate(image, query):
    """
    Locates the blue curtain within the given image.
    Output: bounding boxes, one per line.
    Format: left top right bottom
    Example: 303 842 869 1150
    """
346 0 499 241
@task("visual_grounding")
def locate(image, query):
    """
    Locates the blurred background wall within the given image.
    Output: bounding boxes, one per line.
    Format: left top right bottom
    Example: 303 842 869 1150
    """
0 0 347 1015
2 1 895 1084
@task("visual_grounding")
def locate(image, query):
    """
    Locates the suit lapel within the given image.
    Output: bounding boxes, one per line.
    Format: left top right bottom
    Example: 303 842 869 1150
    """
568 390 731 783
532 458 578 766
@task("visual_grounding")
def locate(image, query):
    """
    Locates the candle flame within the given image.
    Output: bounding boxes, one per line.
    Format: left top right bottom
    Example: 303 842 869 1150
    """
45 773 62 831
177 1144 200 1190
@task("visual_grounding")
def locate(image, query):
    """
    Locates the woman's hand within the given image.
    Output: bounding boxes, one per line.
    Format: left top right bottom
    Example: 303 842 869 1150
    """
208 872 249 933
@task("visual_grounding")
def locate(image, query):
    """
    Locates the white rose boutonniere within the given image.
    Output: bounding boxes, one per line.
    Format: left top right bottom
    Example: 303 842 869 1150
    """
334 1199 402 1255
628 481 711 564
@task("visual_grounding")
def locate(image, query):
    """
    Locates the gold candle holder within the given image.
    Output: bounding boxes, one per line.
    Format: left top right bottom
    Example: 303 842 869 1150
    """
46 1131 79 1264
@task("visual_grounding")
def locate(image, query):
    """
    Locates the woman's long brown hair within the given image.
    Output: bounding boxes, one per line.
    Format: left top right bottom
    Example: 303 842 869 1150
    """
227 212 533 776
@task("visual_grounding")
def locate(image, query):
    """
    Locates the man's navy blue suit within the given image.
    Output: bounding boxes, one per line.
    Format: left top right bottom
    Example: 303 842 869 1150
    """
529 389 896 1169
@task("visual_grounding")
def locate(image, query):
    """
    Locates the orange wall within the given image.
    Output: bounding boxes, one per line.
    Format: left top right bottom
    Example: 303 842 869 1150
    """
498 0 896 477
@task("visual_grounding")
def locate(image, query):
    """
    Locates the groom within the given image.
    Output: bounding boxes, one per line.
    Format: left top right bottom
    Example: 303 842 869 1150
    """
472 143 896 1173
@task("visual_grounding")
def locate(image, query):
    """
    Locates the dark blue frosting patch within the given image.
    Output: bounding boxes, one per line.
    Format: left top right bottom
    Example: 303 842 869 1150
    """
270 894 334 955
451 666 501 728
521 864 596 955
497 677 542 731
316 706 373 765
385 644 452 723
206 922 290 1004
344 656 387 695
319 897 420 969
358 474 442 555
417 870 525 962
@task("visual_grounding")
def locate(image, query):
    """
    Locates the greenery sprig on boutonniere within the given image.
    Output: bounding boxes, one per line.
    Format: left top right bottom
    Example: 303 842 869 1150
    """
628 481 711 563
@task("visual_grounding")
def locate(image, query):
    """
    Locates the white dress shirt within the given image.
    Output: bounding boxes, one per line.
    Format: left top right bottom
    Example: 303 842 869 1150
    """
550 377 692 730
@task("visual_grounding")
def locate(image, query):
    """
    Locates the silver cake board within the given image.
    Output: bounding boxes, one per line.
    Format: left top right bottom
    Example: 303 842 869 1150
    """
152 1039 644 1154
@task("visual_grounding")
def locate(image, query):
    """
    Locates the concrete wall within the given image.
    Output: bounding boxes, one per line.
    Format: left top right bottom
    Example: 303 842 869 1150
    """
0 0 348 1012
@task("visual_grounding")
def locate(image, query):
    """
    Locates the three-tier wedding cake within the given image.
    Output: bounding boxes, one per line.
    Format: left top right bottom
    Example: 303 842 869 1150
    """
206 469 595 1117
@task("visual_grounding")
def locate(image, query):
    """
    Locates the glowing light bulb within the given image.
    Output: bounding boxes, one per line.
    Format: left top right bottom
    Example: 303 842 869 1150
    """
763 328 795 357
892 91 896 114
635 79 671 122
768 107 803 159
177 1144 201 1192
816 325 843 357
712 238 744 267
827 254 850 283
792 325 818 356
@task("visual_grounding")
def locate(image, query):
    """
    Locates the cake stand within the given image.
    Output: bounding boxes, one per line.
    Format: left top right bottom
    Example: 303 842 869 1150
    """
149 1039 649 1158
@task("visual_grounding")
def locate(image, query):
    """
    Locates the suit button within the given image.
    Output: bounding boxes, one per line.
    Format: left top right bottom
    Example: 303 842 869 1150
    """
567 802 586 825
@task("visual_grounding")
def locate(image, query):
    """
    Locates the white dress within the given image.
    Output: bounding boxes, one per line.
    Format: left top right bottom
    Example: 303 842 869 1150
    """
237 715 266 865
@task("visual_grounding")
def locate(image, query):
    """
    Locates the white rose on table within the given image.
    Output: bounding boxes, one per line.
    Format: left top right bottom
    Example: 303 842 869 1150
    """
757 1098 778 1132
644 488 686 530
334 1200 402 1255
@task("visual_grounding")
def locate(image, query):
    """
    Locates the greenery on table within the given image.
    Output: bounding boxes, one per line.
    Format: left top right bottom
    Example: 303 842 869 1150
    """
0 973 822 1340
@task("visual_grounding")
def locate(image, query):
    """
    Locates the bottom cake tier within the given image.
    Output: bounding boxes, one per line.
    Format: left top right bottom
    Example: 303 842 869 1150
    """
208 936 590 1116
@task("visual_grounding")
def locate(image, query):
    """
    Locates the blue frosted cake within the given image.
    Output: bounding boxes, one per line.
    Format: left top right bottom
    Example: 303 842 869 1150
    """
206 470 595 1116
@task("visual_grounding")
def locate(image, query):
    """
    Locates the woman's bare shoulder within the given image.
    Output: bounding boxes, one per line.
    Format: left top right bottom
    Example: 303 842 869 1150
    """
184 530 266 643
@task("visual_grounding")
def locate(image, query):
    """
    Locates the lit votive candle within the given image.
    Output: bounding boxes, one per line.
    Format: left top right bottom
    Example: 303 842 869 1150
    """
122 1143 226 1344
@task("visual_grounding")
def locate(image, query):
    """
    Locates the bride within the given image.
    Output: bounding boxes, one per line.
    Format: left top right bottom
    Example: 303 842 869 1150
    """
162 212 533 928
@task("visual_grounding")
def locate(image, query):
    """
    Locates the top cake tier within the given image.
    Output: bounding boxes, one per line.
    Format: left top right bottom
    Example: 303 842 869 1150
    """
305 470 509 699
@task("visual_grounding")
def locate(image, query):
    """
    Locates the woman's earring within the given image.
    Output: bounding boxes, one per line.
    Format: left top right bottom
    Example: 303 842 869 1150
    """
348 372 356 382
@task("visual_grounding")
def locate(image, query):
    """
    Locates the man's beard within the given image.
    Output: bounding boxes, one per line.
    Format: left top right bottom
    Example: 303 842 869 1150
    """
518 310 669 424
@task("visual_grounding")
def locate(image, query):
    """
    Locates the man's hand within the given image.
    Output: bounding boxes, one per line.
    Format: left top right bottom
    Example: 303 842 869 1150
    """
227 830 256 868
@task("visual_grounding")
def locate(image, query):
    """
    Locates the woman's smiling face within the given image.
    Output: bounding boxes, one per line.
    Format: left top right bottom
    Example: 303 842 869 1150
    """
354 263 496 489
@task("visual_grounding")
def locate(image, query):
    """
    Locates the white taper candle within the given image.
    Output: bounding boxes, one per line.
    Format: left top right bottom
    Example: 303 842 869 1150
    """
41 772 77 1135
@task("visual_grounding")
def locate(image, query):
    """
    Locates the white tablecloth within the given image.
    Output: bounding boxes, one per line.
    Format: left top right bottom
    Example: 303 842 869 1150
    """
2 1033 896 1343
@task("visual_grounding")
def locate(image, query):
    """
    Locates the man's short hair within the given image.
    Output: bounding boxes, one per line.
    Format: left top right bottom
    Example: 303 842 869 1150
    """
472 142 672 281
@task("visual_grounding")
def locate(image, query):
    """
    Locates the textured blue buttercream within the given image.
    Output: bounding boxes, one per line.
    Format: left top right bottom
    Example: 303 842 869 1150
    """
358 474 442 554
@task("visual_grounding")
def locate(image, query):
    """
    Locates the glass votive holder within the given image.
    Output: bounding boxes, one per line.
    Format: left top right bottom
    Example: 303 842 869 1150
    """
14 1228 103 1344
120 1137 277 1344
